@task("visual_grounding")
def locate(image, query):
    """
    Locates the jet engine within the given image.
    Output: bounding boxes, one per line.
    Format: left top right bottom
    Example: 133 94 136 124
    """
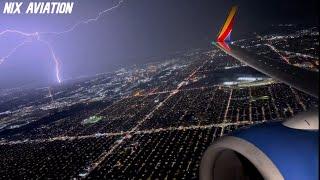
200 109 319 180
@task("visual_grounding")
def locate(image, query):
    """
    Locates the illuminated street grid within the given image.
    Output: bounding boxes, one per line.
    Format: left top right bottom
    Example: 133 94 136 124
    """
0 25 318 179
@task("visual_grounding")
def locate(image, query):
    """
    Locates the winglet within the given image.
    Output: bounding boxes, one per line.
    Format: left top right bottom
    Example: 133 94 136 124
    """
216 6 238 42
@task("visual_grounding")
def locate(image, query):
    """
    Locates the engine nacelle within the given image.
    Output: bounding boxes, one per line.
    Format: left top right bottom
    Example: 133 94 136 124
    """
200 109 319 180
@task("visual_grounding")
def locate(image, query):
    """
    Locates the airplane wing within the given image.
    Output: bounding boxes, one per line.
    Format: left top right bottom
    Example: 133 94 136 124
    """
213 6 319 98
200 7 318 180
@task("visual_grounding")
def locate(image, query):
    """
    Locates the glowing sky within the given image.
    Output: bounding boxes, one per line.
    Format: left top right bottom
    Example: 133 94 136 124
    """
0 0 318 88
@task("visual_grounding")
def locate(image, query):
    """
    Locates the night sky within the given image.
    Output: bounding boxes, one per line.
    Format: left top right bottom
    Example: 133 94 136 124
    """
0 0 318 88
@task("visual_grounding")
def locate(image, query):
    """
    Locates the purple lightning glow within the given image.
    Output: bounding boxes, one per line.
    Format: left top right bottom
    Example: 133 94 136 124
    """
0 31 62 83
0 0 125 83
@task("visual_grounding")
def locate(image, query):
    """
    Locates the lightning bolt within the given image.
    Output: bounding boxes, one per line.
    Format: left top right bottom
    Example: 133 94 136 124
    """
0 30 38 37
40 0 124 36
0 0 125 83
0 39 32 65
37 37 62 83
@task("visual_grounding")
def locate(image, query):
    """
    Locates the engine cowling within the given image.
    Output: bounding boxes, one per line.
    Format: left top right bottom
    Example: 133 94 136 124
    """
200 109 319 180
